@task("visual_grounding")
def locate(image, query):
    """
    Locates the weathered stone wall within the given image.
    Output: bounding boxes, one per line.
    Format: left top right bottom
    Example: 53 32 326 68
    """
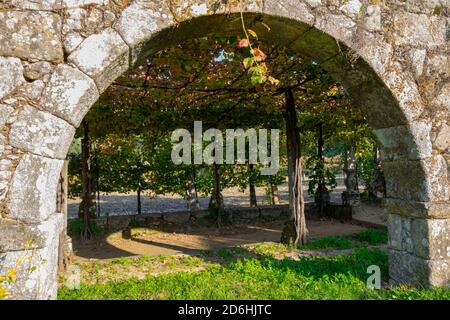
72 205 293 232
0 0 448 299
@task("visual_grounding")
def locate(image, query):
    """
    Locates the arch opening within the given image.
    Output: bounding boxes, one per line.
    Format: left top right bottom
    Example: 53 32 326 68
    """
0 2 448 300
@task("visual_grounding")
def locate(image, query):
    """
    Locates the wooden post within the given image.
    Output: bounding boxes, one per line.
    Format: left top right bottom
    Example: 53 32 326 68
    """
248 164 257 207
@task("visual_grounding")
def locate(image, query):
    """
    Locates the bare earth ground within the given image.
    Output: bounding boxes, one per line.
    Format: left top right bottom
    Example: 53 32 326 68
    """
72 219 375 262
70 178 388 262
69 235 389 287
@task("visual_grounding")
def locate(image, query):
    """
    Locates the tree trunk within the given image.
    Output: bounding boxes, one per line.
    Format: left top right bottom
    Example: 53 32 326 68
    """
188 165 200 211
287 145 294 211
211 162 225 227
79 120 93 241
93 143 101 217
314 122 330 216
137 187 142 215
368 144 386 199
281 89 307 245
248 163 257 207
269 179 280 205
355 159 360 193
342 144 359 206
57 160 71 273
317 123 325 192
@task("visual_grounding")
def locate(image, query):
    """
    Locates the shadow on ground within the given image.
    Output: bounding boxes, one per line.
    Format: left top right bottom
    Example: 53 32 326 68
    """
70 217 370 260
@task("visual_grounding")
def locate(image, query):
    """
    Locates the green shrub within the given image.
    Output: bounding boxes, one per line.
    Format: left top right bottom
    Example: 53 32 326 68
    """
128 218 147 228
352 229 387 245
68 219 103 236
301 236 353 250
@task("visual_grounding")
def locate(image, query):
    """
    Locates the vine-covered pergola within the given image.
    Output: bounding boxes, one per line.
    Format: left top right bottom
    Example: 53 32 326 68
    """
0 0 448 299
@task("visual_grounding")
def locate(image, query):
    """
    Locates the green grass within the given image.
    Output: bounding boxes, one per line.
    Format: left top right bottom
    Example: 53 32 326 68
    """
248 229 388 255
58 247 449 300
352 228 387 245
58 230 448 300
300 228 388 250
300 235 354 250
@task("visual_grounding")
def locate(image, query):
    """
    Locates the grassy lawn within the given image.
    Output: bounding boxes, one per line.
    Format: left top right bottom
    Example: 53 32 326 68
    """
299 228 388 250
58 229 450 300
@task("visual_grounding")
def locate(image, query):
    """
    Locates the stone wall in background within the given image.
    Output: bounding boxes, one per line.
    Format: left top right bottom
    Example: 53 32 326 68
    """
79 205 292 232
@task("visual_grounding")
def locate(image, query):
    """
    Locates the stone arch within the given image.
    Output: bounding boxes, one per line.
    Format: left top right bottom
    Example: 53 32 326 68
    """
0 1 448 299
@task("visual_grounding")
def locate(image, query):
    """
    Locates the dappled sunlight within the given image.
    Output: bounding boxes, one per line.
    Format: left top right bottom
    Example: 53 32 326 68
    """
71 219 371 261
59 244 450 300
1 0 448 300
64 234 391 289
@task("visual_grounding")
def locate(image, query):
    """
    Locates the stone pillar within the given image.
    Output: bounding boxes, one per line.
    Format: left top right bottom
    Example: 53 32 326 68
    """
0 154 66 299
0 213 65 299
382 156 450 287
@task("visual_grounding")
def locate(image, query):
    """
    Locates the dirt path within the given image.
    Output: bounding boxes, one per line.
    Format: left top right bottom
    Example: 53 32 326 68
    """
73 219 369 261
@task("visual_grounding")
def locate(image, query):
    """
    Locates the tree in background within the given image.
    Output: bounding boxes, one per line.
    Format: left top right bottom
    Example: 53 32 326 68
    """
67 33 381 241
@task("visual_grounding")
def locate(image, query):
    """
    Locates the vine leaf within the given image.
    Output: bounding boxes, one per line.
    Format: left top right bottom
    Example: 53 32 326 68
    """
251 48 266 62
247 29 258 39
237 38 250 48
243 57 255 69
267 76 280 86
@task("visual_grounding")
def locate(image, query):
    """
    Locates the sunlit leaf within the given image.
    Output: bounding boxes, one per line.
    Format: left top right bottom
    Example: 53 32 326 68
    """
267 76 280 86
243 57 255 69
236 38 250 48
251 48 267 62
251 75 266 85
247 29 258 39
